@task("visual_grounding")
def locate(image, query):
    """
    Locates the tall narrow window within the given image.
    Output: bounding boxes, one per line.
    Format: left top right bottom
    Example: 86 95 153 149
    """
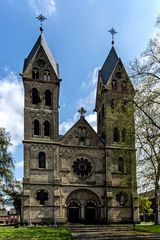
32 68 39 79
34 120 40 135
111 79 117 91
45 90 52 107
118 157 124 173
113 127 120 143
31 88 39 104
38 152 46 168
44 121 50 137
122 128 126 142
44 70 51 80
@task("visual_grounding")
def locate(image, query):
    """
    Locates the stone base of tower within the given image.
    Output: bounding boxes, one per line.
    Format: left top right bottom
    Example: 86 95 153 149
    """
107 207 133 224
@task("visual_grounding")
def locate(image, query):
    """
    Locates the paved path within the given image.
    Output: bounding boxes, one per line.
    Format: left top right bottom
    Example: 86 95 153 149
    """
68 225 160 240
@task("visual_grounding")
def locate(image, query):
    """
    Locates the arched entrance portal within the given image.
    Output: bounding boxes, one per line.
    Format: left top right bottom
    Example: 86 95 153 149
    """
85 201 97 223
66 189 101 223
67 200 80 223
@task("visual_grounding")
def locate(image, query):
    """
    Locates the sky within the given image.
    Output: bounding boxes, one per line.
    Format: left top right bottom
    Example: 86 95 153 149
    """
0 0 160 180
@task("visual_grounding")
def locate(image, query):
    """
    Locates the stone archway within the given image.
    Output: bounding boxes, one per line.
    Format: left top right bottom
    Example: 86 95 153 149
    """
66 189 101 223
67 200 81 223
85 201 97 223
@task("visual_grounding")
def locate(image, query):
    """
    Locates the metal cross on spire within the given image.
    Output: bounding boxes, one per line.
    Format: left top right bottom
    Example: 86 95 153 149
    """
78 107 87 118
36 14 47 33
108 27 117 45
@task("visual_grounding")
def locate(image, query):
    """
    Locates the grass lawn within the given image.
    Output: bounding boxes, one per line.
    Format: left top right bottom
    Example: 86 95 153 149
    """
134 224 160 233
0 226 73 240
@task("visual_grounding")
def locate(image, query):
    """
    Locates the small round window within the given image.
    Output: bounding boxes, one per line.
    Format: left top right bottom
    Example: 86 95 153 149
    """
72 157 92 178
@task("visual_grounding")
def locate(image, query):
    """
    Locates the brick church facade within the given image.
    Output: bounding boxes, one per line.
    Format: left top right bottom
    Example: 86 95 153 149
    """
22 31 139 224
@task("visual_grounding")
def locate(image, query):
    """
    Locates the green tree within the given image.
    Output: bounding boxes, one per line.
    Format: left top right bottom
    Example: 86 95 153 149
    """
139 196 153 215
0 128 14 207
129 16 160 224
4 180 22 221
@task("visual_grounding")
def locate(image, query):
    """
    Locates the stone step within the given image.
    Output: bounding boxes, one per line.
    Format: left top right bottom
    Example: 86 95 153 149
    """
67 224 160 240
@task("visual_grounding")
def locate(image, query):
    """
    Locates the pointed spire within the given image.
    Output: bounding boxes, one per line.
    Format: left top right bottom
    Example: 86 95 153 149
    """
100 46 119 84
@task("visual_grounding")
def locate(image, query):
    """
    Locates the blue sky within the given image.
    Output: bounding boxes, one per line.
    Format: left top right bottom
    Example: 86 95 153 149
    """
0 0 159 180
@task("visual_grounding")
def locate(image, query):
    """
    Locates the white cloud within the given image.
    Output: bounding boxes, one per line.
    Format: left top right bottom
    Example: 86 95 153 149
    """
78 67 99 110
59 67 98 136
59 120 74 135
0 71 24 150
15 161 23 168
28 0 56 16
86 112 97 131
59 112 78 135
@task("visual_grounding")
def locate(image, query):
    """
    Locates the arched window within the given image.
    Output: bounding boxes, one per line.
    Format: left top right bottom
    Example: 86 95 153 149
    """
113 127 120 143
44 121 50 137
32 68 39 79
122 128 126 142
118 157 124 173
111 79 117 91
33 120 40 135
31 88 39 104
45 90 52 107
44 69 51 80
38 152 46 168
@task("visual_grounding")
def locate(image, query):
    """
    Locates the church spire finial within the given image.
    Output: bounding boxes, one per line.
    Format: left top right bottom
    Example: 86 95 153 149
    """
78 107 87 118
108 27 117 45
36 14 47 33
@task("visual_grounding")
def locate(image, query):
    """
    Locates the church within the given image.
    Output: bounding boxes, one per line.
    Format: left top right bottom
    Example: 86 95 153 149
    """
22 23 139 224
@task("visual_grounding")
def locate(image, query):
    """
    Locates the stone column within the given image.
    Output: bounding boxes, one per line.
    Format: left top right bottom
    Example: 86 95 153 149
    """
81 203 85 222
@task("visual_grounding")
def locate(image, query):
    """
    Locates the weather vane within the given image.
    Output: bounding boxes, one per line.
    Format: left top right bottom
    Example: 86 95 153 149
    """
36 14 47 33
108 27 117 45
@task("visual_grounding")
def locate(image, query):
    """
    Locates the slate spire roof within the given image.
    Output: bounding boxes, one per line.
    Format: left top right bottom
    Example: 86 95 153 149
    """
23 33 59 78
100 46 119 84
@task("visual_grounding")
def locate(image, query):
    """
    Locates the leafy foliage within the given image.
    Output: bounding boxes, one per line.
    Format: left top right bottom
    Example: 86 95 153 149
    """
4 180 22 215
0 128 14 207
139 196 153 215
129 16 160 224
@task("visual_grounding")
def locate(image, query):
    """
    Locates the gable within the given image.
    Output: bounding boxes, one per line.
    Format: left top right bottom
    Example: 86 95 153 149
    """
23 34 59 79
105 60 135 92
22 46 58 80
61 117 103 147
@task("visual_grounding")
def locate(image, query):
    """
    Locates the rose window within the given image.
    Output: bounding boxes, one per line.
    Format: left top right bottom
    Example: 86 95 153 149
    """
72 157 92 177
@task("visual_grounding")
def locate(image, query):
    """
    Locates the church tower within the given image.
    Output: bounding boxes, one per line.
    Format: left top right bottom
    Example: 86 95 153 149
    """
95 30 139 223
22 24 61 223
